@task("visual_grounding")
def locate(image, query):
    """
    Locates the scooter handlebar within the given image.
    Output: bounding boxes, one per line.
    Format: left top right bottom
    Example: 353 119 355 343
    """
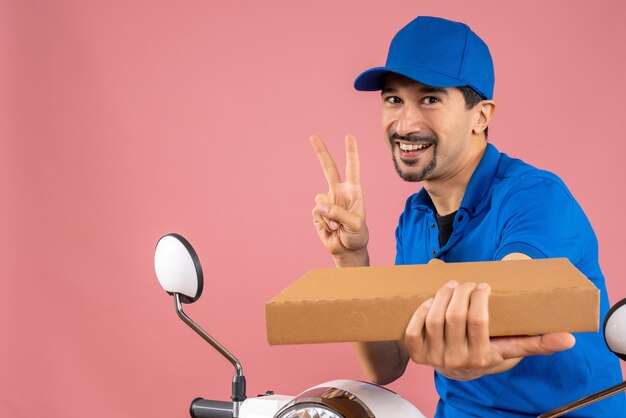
190 398 233 418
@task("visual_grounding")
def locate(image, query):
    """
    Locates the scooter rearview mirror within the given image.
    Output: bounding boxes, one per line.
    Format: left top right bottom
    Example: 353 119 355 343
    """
154 233 246 418
605 298 626 361
155 233 203 304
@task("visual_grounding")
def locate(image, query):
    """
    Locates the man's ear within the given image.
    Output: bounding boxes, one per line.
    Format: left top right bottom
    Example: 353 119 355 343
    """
473 100 496 135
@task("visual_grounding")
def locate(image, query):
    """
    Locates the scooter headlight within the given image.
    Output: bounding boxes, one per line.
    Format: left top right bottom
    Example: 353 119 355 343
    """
274 385 374 418
277 406 343 418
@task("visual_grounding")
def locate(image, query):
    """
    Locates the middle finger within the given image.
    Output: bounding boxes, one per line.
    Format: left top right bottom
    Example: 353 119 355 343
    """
424 280 458 357
444 282 477 349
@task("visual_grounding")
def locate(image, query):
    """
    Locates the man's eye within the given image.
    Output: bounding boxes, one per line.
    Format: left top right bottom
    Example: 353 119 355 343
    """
423 96 439 104
385 96 403 104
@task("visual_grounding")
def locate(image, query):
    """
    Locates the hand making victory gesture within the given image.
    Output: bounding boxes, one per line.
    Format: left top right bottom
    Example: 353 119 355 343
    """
310 134 370 268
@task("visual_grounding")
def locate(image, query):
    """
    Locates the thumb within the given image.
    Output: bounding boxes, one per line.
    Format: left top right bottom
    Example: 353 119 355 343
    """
491 333 576 359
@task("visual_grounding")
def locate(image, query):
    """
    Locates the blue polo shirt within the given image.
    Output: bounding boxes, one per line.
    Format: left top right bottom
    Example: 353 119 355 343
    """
395 144 625 417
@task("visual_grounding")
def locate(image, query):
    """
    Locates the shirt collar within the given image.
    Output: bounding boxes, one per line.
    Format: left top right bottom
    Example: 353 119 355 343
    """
459 143 501 216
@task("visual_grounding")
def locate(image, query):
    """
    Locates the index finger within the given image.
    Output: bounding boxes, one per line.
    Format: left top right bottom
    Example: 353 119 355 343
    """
345 134 361 185
310 134 342 187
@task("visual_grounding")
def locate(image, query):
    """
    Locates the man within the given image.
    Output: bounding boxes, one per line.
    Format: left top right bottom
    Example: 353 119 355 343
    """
310 16 625 417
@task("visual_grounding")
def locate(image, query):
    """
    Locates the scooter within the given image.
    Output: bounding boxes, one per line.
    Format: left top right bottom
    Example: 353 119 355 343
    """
154 233 626 418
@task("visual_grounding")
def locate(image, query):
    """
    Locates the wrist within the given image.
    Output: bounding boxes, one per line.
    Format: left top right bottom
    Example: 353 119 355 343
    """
435 357 523 381
332 248 370 267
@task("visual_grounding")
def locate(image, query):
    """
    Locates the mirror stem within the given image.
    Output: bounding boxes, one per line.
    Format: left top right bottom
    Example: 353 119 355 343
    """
174 293 243 376
174 293 246 417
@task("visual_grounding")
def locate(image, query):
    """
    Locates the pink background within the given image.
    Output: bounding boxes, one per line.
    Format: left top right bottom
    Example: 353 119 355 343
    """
2 1 626 417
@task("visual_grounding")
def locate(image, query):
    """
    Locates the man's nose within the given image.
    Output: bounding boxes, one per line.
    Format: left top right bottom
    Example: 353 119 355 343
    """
395 104 424 136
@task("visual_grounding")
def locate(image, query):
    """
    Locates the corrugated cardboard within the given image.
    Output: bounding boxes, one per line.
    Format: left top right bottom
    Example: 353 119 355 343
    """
265 258 599 345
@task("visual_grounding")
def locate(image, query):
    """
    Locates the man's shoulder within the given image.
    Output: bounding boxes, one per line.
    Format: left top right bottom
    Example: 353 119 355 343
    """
495 152 570 196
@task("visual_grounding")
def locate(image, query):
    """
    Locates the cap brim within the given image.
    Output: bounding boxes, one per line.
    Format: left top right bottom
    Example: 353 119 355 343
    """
354 66 469 92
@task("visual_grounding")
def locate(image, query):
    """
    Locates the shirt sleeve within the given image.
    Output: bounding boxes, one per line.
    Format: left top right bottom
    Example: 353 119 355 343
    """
494 174 587 263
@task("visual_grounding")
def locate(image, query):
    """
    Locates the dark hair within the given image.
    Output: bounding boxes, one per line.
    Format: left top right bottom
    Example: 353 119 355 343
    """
458 86 489 138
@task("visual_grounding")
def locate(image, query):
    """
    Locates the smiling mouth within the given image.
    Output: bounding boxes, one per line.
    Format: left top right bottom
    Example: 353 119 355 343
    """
398 142 433 152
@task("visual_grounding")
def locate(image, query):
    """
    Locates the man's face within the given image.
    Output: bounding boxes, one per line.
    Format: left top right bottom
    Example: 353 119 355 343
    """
381 74 480 183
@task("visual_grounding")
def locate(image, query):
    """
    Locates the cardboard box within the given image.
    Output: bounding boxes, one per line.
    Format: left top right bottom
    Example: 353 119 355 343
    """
265 258 599 345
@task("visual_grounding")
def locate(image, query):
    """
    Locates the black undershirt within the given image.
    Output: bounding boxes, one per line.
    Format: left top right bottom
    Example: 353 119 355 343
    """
437 210 457 248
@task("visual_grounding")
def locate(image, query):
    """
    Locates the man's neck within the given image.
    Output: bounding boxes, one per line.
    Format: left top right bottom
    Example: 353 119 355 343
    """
423 142 487 216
